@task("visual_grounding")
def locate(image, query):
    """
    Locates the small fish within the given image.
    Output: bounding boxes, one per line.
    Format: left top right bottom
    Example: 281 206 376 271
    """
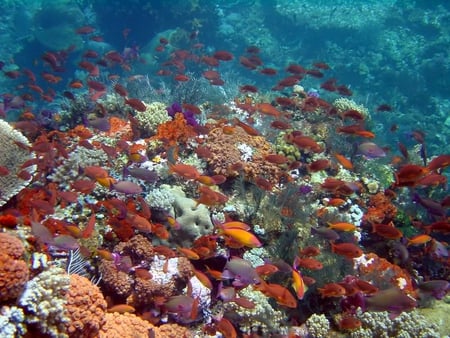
221 228 262 248
330 242 363 259
222 257 260 287
111 181 143 194
107 304 135 313
365 287 416 313
357 142 386 159
317 282 346 298
406 234 432 246
328 222 357 232
292 268 307 300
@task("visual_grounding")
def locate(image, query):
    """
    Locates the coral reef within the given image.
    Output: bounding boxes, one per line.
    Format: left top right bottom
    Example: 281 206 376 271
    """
99 312 153 338
351 308 440 337
305 313 330 338
134 101 171 136
222 286 286 335
205 125 282 182
63 274 107 338
0 119 36 207
0 233 29 302
18 266 70 337
166 185 214 247
133 255 192 307
0 305 27 338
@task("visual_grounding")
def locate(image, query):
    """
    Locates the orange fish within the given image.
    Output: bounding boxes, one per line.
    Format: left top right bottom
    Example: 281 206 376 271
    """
334 153 354 170
255 263 279 276
328 222 357 232
255 280 297 308
177 247 200 260
193 269 213 289
327 198 347 207
330 242 363 259
107 304 135 313
255 103 282 118
294 256 323 270
217 317 237 338
407 234 432 246
221 228 262 248
371 223 403 240
169 163 200 180
292 268 307 300
318 282 347 297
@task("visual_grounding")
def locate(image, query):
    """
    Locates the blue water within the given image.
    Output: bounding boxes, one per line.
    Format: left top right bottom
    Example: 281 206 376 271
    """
1 0 449 156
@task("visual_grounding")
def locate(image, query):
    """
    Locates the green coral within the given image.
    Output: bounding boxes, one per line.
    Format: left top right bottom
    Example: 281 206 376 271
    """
351 309 440 338
134 101 171 136
274 131 300 161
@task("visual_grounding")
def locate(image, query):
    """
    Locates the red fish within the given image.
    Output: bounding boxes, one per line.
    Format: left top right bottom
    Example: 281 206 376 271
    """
330 242 363 259
318 282 346 297
124 98 146 112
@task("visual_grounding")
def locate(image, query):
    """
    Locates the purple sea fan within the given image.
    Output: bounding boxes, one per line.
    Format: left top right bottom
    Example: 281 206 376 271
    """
166 102 198 127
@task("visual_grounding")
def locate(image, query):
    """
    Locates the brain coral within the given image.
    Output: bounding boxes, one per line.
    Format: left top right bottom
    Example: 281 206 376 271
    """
205 125 282 182
0 119 36 207
0 233 29 302
63 274 107 338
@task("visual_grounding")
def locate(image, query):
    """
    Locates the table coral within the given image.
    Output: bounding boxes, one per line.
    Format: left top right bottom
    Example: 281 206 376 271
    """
63 274 107 338
18 266 70 337
205 125 282 182
0 119 36 207
0 233 29 302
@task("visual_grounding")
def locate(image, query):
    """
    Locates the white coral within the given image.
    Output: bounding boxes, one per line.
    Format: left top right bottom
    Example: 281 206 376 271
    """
0 119 36 206
18 266 70 338
0 306 27 338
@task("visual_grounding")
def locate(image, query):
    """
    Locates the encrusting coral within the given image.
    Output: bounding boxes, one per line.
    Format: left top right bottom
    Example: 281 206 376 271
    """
0 233 29 302
0 119 36 207
205 125 282 182
63 274 107 338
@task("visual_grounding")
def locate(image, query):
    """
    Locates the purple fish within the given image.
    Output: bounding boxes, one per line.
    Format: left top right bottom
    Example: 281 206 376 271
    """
86 114 110 132
165 295 196 322
112 180 143 194
357 142 386 159
365 287 416 313
222 257 260 287
311 227 340 241
418 280 449 300
124 166 158 183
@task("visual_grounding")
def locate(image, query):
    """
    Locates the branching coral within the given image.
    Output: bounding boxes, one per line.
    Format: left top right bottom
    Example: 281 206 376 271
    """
18 266 71 337
0 119 36 207
305 313 331 338
0 305 27 338
350 308 440 338
134 101 171 136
